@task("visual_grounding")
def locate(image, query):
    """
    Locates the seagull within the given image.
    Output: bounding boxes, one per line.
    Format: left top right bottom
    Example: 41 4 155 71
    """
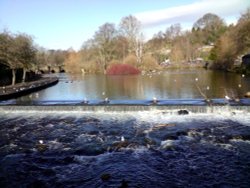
195 78 198 82
121 136 125 142
83 98 88 104
225 95 231 100
234 98 240 102
206 99 211 103
105 97 109 103
39 140 44 144
153 97 157 104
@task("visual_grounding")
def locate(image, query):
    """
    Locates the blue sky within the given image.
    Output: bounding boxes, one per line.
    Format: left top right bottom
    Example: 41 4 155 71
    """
0 0 249 50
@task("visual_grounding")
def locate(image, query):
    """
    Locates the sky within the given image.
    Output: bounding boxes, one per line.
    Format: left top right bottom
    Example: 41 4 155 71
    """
0 0 249 50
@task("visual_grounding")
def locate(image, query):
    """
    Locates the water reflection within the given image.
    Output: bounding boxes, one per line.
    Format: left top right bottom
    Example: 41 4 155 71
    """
14 68 250 102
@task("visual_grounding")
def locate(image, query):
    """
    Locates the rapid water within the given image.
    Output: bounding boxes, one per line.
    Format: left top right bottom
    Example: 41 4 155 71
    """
1 109 250 187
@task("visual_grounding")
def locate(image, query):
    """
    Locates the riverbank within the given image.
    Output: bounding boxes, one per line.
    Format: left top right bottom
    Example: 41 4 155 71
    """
0 77 59 100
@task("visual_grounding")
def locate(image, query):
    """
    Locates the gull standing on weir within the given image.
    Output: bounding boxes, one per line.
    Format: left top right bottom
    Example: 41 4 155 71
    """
225 95 231 100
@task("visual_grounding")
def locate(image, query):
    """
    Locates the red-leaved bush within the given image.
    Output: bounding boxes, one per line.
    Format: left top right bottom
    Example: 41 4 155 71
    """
107 64 140 75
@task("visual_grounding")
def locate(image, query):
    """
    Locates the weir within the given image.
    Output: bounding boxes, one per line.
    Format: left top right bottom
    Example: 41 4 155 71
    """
1 101 250 188
1 103 250 114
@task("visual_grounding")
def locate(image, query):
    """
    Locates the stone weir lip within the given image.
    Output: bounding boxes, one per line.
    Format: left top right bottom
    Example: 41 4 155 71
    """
1 103 250 114
0 77 59 101
0 98 250 107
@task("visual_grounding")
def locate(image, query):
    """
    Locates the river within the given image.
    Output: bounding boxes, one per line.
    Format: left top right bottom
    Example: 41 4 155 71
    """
3 68 250 104
1 69 250 187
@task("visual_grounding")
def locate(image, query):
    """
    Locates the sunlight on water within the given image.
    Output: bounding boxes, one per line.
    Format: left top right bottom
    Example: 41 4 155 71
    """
4 69 249 104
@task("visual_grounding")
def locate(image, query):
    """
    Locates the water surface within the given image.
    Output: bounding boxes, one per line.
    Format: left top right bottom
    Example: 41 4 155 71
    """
8 68 250 104
0 110 250 187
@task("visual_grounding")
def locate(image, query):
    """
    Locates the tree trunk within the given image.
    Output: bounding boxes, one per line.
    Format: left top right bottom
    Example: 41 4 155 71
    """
12 69 16 86
48 66 51 73
103 60 107 74
22 68 27 83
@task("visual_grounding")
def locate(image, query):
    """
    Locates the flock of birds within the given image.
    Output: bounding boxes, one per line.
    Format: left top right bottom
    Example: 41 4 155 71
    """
80 73 246 104
7 72 244 103
36 74 247 151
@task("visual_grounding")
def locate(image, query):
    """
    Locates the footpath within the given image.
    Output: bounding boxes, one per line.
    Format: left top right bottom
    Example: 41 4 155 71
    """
0 77 58 100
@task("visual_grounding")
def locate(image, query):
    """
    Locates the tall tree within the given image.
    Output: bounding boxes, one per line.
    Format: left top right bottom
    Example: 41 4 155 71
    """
193 13 226 44
35 47 48 73
209 8 250 70
14 33 36 82
164 24 182 43
120 15 144 66
235 8 250 54
92 23 117 73
210 30 237 69
0 32 37 85
238 8 250 23
0 32 22 85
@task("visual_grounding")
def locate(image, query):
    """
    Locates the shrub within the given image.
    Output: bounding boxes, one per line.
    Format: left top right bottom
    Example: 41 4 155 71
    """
141 55 160 71
107 59 120 69
123 54 137 67
107 63 140 75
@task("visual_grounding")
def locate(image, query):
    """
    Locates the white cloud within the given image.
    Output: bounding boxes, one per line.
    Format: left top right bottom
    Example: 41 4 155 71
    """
135 0 250 28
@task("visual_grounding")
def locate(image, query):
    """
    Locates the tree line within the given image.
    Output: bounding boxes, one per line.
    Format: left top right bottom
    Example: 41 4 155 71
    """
1 8 249 86
209 8 250 70
0 31 68 85
0 32 37 85
65 8 250 73
65 15 150 74
147 8 250 71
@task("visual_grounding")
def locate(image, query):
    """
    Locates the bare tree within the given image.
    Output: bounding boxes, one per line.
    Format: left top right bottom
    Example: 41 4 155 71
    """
238 8 250 23
93 23 117 73
0 32 37 85
14 33 36 82
35 47 48 73
164 24 182 42
0 32 22 85
120 15 144 67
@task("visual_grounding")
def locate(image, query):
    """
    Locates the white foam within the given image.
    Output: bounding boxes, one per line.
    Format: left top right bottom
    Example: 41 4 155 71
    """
74 152 113 163
1 107 250 127
216 143 235 151
48 140 64 150
230 139 250 144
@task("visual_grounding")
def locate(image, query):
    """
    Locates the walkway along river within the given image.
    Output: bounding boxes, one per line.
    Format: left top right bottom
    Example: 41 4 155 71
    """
0 77 58 101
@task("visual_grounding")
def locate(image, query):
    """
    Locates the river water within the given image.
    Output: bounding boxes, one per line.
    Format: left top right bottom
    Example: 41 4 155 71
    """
3 68 250 104
1 69 250 187
0 109 250 187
